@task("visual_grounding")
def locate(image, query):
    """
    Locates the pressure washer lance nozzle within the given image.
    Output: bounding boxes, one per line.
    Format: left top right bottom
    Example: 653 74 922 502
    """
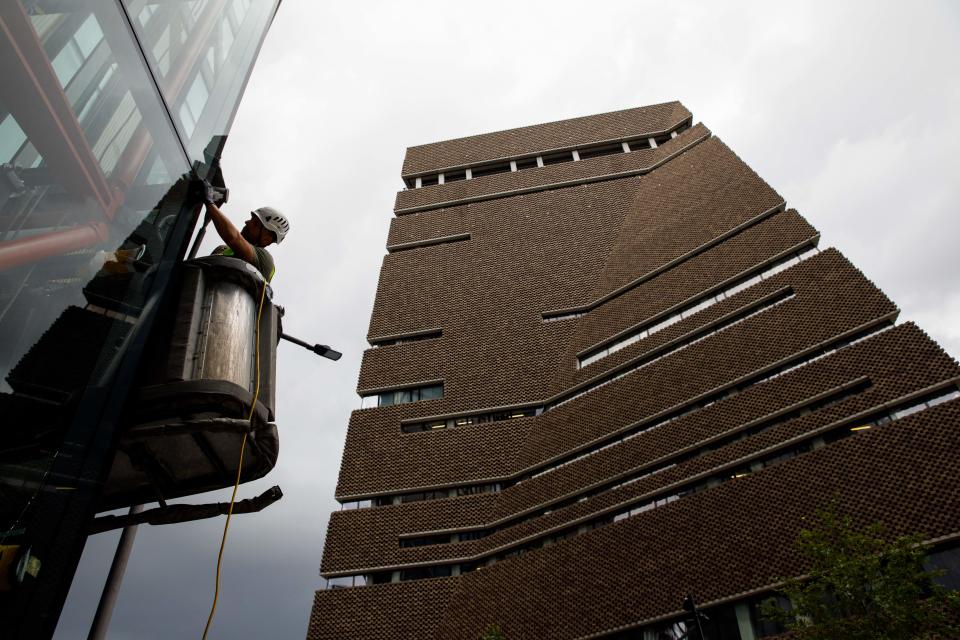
313 344 342 361
280 333 341 361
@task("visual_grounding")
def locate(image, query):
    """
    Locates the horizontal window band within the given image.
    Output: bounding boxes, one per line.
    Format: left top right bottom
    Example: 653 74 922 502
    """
648 376 872 470
579 244 821 368
448 288 792 424
574 237 819 355
398 529 487 548
402 407 540 434
379 483 502 507
625 382 960 510
395 377 874 543
338 317 897 507
400 117 693 181
386 233 471 253
550 287 798 411
394 129 711 215
399 288 794 433
325 382 960 582
541 200 787 321
399 400 543 430
368 329 442 348
398 523 490 539
543 311 585 323
358 379 444 397
359 381 444 409
392 376 875 536
531 317 896 476
339 482 505 510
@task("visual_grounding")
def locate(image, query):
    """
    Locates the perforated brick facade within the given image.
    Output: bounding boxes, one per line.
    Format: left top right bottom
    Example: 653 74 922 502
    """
308 103 960 640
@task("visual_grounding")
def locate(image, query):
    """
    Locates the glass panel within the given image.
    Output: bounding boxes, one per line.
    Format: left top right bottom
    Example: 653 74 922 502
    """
121 0 279 174
750 595 791 637
0 116 28 161
420 384 443 401
0 0 192 618
892 403 925 420
178 71 210 136
926 545 960 590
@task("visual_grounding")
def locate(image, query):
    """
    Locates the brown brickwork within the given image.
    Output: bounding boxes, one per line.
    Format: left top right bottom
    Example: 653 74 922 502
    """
393 123 710 214
401 101 690 177
321 324 960 574
340 249 896 497
309 103 960 640
307 578 457 640
430 402 960 640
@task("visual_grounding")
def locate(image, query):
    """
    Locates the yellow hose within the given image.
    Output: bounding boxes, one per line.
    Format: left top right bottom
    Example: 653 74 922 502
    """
202 277 268 639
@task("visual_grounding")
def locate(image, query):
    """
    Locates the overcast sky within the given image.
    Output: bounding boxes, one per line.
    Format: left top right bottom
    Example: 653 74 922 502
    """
55 1 960 637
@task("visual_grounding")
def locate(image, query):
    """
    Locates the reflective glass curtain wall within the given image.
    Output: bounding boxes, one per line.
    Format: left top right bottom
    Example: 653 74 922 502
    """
0 1 278 637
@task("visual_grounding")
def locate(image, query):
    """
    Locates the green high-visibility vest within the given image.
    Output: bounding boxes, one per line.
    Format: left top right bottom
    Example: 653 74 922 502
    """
214 246 275 282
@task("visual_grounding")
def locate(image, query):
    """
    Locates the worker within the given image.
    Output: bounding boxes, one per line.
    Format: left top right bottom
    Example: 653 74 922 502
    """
203 187 289 282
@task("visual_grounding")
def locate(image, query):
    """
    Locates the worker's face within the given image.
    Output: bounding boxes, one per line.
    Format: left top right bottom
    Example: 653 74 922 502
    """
242 214 275 247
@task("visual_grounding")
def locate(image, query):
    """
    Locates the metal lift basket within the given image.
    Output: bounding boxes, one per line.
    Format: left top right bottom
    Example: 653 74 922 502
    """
99 256 279 511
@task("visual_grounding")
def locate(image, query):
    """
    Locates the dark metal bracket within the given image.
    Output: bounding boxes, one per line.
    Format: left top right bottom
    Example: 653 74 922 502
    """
88 485 283 534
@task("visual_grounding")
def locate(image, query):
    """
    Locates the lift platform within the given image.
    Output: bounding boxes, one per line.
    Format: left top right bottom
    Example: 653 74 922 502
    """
0 254 281 515
101 255 280 511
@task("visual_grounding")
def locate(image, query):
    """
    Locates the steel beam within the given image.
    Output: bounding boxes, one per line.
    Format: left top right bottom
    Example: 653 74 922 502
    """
0 222 108 270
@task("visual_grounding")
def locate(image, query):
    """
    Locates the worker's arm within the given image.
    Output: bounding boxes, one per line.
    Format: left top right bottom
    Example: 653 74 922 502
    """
204 201 257 264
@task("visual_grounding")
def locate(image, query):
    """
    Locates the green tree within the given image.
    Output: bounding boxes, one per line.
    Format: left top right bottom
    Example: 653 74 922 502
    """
479 624 505 640
762 500 960 639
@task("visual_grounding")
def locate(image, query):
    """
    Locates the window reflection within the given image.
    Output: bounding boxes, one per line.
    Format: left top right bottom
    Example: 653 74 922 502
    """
122 0 279 171
0 116 28 162
0 0 191 563
49 14 104 87
179 72 210 136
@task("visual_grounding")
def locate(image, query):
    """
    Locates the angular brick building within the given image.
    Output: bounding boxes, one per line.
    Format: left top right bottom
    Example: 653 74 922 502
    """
308 102 960 639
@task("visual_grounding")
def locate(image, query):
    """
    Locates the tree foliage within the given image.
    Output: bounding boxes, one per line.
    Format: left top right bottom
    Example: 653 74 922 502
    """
762 500 960 639
479 624 505 640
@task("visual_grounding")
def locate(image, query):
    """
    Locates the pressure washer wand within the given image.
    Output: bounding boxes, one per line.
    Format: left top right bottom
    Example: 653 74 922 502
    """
280 333 342 361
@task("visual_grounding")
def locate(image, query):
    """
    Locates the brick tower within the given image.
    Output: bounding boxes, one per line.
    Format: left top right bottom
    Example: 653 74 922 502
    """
308 102 960 639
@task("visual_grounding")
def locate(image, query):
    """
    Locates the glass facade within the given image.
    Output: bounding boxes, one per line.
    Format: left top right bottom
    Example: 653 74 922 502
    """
121 0 277 170
0 1 278 636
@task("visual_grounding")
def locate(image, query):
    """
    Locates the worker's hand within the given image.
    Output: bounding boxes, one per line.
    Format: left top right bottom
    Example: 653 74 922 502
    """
202 180 218 205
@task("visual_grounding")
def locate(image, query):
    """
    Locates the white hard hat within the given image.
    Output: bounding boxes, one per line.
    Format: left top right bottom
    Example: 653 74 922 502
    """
252 206 290 244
